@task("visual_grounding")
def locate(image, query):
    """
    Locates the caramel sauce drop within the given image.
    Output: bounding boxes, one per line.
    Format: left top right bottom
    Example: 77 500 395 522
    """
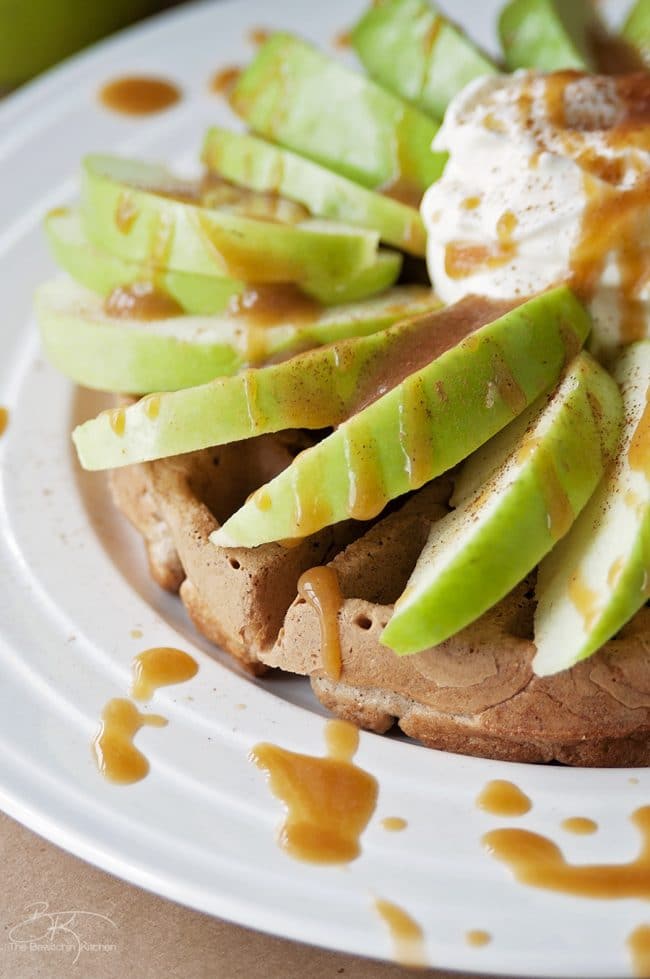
297 566 343 681
398 377 434 489
93 698 167 784
628 925 650 978
484 805 650 900
248 27 272 46
228 284 322 328
476 780 532 817
251 719 378 864
380 177 423 210
104 282 183 321
99 76 181 115
561 817 598 836
490 347 527 415
629 389 650 478
0 406 9 438
466 929 492 948
131 647 198 701
333 28 352 49
381 816 408 832
344 428 387 521
209 66 242 97
373 898 428 969
568 571 602 632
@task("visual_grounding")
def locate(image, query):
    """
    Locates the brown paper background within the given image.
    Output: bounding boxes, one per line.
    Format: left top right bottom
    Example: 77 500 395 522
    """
0 810 504 979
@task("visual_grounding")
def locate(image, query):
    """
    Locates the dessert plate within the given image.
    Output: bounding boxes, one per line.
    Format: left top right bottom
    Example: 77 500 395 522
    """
0 1 643 976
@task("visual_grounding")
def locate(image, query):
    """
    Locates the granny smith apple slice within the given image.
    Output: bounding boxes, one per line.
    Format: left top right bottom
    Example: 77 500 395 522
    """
46 208 244 315
211 286 591 549
533 340 649 676
623 0 650 65
352 0 496 120
73 309 472 470
381 353 623 655
201 128 426 257
499 0 597 71
36 278 437 393
81 155 380 299
229 33 444 198
48 207 401 310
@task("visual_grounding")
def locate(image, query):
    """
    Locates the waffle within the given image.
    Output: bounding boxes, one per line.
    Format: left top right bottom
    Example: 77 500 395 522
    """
111 436 650 765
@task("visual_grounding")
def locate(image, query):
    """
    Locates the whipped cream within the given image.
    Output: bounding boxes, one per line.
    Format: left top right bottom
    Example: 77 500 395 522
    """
421 71 650 354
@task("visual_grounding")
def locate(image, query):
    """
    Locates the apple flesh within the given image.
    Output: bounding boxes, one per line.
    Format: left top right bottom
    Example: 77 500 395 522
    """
352 0 496 120
81 155 382 301
381 353 623 655
201 128 426 257
499 0 597 71
210 286 591 549
533 340 649 676
74 309 463 470
229 33 445 194
36 278 438 393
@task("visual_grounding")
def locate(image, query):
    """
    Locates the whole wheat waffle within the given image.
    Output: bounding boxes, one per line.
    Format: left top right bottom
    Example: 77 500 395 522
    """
111 434 650 765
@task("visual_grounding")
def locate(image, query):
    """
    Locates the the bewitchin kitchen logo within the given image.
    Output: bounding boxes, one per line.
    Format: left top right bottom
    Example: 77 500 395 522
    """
3 901 118 964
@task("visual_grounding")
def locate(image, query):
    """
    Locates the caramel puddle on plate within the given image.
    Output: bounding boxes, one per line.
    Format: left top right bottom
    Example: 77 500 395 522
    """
297 566 343 680
373 898 428 969
251 719 378 864
99 76 181 115
93 699 167 784
476 779 532 817
484 805 650 899
131 647 199 701
0 406 8 438
465 929 492 948
628 925 650 978
561 817 598 836
381 817 408 832
209 66 242 97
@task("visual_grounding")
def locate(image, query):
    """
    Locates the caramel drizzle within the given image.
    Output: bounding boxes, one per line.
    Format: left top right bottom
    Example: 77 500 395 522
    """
130 647 198 701
629 388 650 478
373 898 428 968
484 805 650 900
398 376 434 489
561 817 598 836
93 699 167 784
476 780 532 817
568 571 602 632
104 282 183 320
517 437 574 541
0 406 8 438
209 66 243 97
628 925 650 978
343 427 387 521
251 720 378 864
297 566 343 680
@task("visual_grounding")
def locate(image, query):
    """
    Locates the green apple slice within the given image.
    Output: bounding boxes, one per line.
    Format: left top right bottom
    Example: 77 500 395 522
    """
499 0 597 71
81 155 380 300
381 353 623 655
211 286 591 549
36 278 438 393
201 127 426 257
73 309 469 470
48 207 401 310
46 208 244 315
352 0 496 120
229 32 445 196
533 341 649 676
623 0 650 65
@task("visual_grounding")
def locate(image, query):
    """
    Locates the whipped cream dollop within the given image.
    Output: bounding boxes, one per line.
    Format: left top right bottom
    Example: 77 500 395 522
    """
421 70 650 354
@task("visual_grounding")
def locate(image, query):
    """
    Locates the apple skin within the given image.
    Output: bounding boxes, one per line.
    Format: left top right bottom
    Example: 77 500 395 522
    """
81 155 380 299
46 209 243 315
201 128 426 257
381 352 623 655
623 0 650 64
352 0 496 121
36 278 438 393
533 340 650 677
229 33 445 193
211 286 591 549
73 310 456 470
499 0 597 71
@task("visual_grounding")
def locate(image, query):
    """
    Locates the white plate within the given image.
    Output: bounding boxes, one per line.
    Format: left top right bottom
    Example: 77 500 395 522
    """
0 1 646 975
